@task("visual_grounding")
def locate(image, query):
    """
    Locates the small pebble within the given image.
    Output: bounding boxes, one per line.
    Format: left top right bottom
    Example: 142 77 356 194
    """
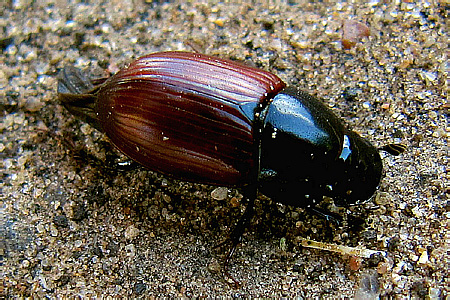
125 244 136 257
230 196 241 207
21 259 30 268
53 215 69 228
349 256 363 271
211 187 228 200
342 20 370 49
135 282 147 295
418 251 428 264
124 224 140 240
419 71 438 85
212 19 224 27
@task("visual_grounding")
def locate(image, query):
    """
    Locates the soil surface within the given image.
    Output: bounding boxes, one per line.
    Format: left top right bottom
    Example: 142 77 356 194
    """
1 1 448 297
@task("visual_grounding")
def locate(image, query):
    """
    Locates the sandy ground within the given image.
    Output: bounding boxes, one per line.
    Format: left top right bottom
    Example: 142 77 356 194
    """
1 1 448 297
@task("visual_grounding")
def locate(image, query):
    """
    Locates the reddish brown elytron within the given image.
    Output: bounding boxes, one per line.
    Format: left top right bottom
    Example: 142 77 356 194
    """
95 52 286 185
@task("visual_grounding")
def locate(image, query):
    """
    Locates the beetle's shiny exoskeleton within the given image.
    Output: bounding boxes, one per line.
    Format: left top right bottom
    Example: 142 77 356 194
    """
59 51 398 208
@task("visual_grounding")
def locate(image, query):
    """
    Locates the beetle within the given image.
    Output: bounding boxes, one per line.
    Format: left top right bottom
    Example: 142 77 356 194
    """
57 51 404 268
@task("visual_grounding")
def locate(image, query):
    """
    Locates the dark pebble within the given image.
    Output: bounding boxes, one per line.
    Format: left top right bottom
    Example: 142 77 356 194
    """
70 202 87 221
0 37 14 51
135 282 147 295
53 215 69 228
91 245 103 258
366 252 384 268
343 87 363 101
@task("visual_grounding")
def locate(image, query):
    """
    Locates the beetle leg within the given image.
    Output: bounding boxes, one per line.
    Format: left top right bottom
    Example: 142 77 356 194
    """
213 185 257 287
222 197 255 287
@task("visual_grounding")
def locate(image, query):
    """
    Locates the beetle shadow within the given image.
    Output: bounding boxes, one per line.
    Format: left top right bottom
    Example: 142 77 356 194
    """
54 130 374 287
250 195 372 249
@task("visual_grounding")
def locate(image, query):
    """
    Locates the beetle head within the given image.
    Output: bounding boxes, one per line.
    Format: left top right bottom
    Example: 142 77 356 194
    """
330 131 383 206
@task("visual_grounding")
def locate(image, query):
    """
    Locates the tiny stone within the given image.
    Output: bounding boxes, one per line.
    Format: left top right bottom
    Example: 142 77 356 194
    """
432 128 446 138
125 244 136 257
13 114 25 125
207 258 222 274
211 187 228 200
293 40 311 49
429 288 441 299
368 80 378 88
419 71 437 85
342 20 370 49
50 224 59 237
80 124 93 135
21 259 30 268
66 201 87 221
381 103 390 109
355 271 380 299
42 261 52 271
212 19 224 27
36 223 46 234
343 87 362 101
418 251 428 264
125 224 140 240
107 241 119 257
411 206 423 217
25 97 43 112
135 282 147 295
53 215 69 228
377 262 389 274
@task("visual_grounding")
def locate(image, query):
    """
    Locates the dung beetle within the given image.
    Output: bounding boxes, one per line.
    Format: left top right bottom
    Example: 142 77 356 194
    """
57 51 404 272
